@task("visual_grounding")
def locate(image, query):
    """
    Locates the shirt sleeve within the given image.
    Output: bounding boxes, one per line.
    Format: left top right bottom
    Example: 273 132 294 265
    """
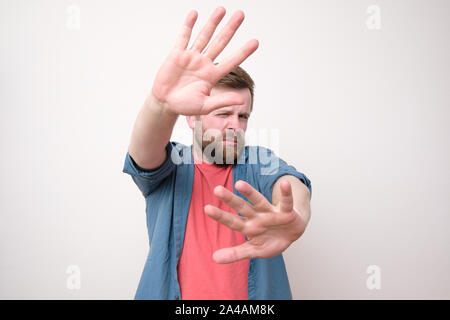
255 147 312 202
122 142 176 197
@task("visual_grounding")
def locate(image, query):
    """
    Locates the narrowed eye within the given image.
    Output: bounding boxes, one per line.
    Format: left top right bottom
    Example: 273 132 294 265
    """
239 114 249 119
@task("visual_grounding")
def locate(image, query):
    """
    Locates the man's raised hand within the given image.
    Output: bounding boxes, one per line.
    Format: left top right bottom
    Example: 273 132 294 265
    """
151 7 259 116
204 180 308 264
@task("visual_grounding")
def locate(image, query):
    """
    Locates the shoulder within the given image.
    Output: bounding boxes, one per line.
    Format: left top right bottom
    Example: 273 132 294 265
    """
243 145 280 164
169 141 193 165
170 141 188 153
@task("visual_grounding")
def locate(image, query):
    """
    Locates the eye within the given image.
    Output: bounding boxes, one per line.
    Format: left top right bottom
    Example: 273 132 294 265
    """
239 114 249 120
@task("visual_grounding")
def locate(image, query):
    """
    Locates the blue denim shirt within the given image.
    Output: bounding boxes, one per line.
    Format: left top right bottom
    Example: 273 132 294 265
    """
122 141 312 300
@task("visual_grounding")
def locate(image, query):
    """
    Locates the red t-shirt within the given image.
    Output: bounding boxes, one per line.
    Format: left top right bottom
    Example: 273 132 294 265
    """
177 161 250 299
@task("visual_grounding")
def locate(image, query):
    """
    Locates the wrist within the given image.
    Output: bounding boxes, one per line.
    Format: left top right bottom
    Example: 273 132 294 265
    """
145 93 178 119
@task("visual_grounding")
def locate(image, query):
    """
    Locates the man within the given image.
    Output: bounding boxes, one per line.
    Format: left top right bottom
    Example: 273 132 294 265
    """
123 7 312 300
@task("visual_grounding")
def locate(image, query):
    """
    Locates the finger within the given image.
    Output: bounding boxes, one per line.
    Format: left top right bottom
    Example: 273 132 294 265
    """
213 185 255 217
201 92 244 114
279 180 294 212
212 242 254 264
204 204 245 232
174 9 198 50
213 39 259 82
203 10 245 61
190 7 226 53
234 180 272 212
265 210 297 226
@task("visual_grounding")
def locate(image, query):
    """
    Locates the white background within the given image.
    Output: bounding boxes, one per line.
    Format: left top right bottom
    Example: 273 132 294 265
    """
1 0 449 299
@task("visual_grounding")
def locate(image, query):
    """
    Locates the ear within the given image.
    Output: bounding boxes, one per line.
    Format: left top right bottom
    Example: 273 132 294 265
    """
186 115 200 130
186 116 194 130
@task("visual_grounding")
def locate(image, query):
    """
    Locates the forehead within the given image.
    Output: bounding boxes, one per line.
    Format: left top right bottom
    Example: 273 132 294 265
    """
209 86 252 114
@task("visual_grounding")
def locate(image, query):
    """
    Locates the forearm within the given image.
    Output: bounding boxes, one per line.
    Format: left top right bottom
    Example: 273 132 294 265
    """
128 94 179 170
291 179 311 224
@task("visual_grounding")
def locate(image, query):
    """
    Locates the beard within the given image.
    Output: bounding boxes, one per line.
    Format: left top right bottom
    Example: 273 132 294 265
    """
193 126 245 165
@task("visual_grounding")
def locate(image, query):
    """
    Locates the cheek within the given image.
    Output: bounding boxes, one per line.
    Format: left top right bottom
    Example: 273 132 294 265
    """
237 122 248 133
200 118 225 141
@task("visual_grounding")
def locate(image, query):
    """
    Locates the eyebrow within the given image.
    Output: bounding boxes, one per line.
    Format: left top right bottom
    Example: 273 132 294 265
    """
214 109 250 118
214 107 233 113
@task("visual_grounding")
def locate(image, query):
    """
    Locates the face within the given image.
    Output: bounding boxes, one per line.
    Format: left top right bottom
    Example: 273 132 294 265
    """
187 86 252 164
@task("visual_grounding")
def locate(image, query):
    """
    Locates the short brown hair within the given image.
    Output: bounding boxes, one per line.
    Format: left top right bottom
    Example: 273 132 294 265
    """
215 65 255 110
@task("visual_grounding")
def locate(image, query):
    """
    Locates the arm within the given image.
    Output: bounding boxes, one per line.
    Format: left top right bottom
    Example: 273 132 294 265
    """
127 7 259 170
128 95 178 170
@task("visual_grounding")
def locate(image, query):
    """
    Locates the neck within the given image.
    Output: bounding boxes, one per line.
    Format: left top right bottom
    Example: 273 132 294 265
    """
191 148 234 166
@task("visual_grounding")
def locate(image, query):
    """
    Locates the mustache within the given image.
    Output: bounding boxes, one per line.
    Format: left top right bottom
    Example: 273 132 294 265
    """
202 131 245 142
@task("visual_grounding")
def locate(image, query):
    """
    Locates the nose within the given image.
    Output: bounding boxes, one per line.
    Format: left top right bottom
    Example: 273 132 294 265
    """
226 114 241 130
225 119 244 142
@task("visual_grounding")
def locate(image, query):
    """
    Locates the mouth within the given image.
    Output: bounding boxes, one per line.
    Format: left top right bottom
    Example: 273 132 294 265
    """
223 139 237 145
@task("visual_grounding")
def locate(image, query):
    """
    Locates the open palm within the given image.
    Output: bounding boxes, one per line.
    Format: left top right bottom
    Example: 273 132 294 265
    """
151 7 259 116
205 180 307 264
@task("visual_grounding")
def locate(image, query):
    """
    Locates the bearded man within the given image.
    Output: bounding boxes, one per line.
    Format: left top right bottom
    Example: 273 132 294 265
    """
123 7 312 300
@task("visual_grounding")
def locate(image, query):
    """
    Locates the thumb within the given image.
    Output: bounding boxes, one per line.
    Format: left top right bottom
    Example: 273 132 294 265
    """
201 92 245 114
212 242 253 264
